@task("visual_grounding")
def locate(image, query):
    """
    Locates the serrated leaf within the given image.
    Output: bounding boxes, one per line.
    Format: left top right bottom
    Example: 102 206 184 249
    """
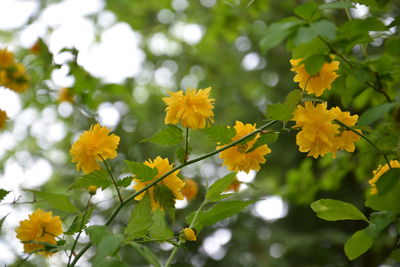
28 190 78 213
129 243 162 267
202 125 236 145
153 184 175 214
149 209 173 240
358 103 398 126
141 125 183 146
304 54 326 76
376 168 400 196
260 17 303 52
344 229 373 260
116 176 132 187
65 208 93 235
86 225 109 245
311 199 368 222
206 173 236 202
0 189 9 202
71 170 111 190
294 2 319 21
266 89 302 121
125 160 158 182
125 194 152 240
92 234 124 265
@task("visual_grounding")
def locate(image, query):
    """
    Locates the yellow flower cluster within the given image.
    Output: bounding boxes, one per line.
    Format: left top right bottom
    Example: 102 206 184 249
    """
292 102 361 158
0 48 29 93
368 160 400 195
219 121 271 173
290 56 340 97
15 209 63 256
70 123 120 174
163 87 214 129
133 156 185 210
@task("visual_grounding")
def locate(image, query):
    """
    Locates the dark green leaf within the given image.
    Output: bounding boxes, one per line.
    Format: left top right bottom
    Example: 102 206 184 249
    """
129 243 162 267
175 147 186 164
116 176 132 187
266 89 302 121
294 20 336 45
344 229 373 260
292 38 327 58
92 234 124 265
390 248 400 262
86 225 109 245
65 207 93 235
366 177 400 212
125 160 158 182
206 173 236 202
294 2 319 21
153 184 175 214
28 190 78 213
376 168 400 196
141 125 183 146
247 132 279 152
71 170 111 190
358 103 398 125
304 54 326 76
0 189 9 202
202 125 236 145
149 209 173 240
365 211 396 237
311 199 368 222
125 194 152 240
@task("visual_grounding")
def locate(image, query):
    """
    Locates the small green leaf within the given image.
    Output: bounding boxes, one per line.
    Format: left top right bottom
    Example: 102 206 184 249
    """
116 176 132 187
294 20 336 45
202 125 236 145
28 190 78 213
125 194 152 240
175 147 186 164
149 210 173 240
86 225 109 245
247 132 279 152
65 207 93 235
344 229 373 260
311 199 368 222
266 89 302 121
129 243 162 267
376 168 400 196
125 160 158 182
206 173 236 202
294 2 319 21
358 103 398 125
260 17 303 52
71 170 111 190
365 211 396 238
153 184 175 214
304 54 326 76
92 234 124 265
141 125 183 146
0 189 10 202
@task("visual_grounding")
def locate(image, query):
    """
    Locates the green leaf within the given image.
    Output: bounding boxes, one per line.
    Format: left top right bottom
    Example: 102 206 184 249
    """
344 229 373 260
358 103 398 126
153 184 175 214
94 258 129 267
141 125 183 146
266 89 302 121
193 201 254 230
125 194 152 240
116 176 132 187
125 160 158 182
311 199 368 222
294 20 336 45
390 248 400 262
71 170 111 190
92 234 124 265
339 17 387 34
366 178 400 212
65 207 93 235
260 17 303 52
175 147 186 164
303 54 326 76
149 209 173 240
86 225 109 245
202 125 236 145
319 1 354 9
292 38 327 58
365 211 396 238
294 2 319 21
28 190 78 213
247 132 279 152
376 168 400 196
0 189 9 202
129 243 162 267
206 173 236 202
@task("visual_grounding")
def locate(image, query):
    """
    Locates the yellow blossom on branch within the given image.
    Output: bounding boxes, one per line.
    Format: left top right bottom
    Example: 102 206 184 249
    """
290 56 340 97
0 109 9 129
163 87 215 129
182 228 197 241
219 121 271 173
15 209 63 256
133 156 185 210
181 178 199 201
368 160 400 195
70 123 120 174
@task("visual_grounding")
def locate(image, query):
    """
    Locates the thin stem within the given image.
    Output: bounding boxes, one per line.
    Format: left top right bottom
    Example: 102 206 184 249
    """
70 120 277 266
99 155 123 203
184 127 189 164
67 195 92 267
318 36 353 67
334 119 391 167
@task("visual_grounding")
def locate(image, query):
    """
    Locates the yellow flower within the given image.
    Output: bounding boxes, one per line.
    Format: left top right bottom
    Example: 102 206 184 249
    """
4 63 30 93
15 209 63 256
88 185 98 194
0 109 9 129
181 178 199 201
163 87 215 129
70 123 120 174
0 48 14 68
290 56 340 97
133 156 185 210
58 87 74 103
219 121 271 173
182 228 197 241
368 160 400 195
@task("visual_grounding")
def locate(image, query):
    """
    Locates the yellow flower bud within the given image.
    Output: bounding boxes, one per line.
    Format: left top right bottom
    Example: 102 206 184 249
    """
88 185 98 194
182 228 197 241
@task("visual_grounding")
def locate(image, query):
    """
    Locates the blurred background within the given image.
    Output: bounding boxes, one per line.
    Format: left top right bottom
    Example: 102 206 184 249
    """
0 0 398 266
